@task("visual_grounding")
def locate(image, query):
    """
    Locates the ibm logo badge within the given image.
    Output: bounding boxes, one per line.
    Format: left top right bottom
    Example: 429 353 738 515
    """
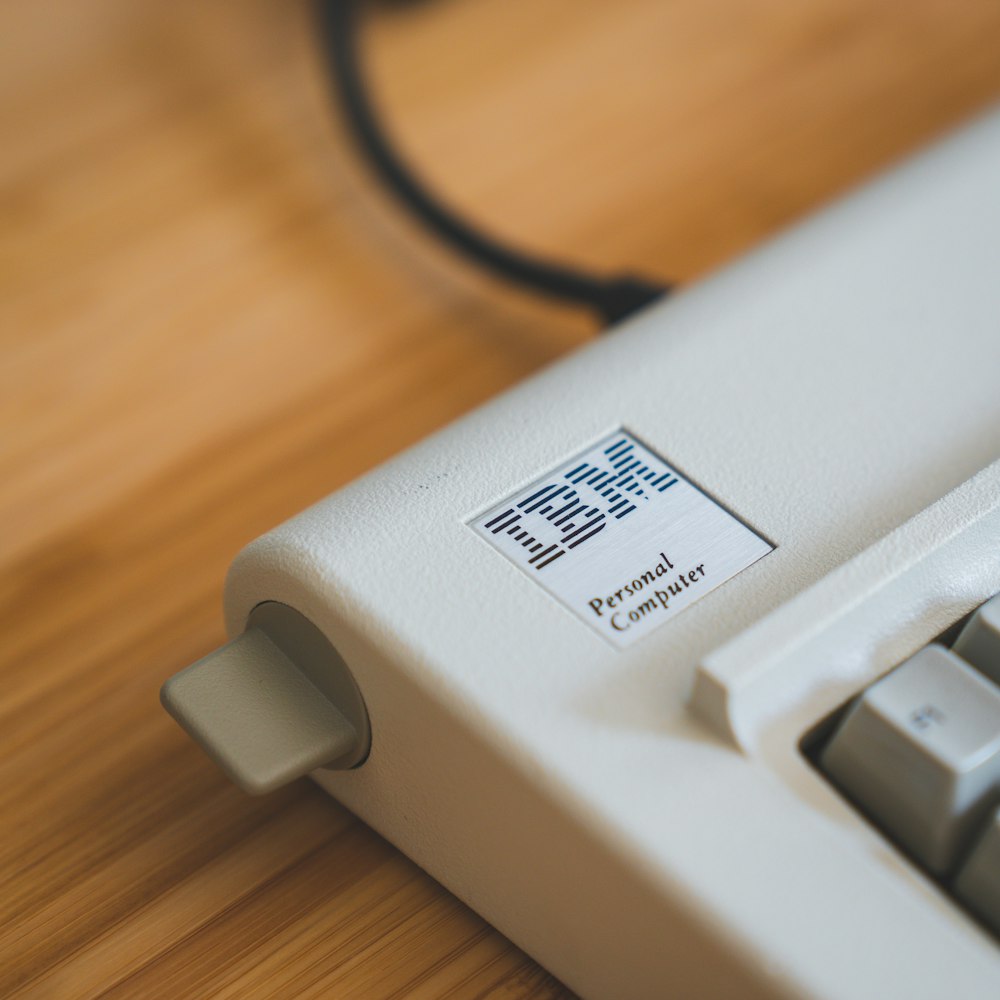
478 436 679 571
470 429 773 648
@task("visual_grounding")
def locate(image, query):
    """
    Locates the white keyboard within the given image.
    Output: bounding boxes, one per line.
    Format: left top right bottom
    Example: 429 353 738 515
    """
163 105 1000 997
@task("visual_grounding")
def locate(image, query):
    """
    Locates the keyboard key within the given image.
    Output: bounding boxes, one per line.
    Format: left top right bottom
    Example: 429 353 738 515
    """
820 644 1000 874
954 806 1000 936
953 593 1000 686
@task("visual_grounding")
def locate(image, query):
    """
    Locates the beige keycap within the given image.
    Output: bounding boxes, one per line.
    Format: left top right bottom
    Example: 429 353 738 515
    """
954 592 1000 687
821 644 1000 874
955 805 1000 936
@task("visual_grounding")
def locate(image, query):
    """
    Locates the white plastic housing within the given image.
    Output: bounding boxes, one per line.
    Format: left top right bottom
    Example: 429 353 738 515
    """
223 108 1000 998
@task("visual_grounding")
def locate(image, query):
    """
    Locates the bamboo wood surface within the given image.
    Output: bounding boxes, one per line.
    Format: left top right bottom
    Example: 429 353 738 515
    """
3 1 1000 996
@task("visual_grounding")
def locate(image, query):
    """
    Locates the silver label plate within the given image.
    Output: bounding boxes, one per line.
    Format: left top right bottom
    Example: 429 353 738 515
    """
470 430 773 647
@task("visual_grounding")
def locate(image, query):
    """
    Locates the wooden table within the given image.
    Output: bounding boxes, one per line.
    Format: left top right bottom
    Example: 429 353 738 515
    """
3 1 999 996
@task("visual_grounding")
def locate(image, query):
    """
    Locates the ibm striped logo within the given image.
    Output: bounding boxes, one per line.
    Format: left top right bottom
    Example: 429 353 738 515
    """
477 435 679 571
471 429 774 647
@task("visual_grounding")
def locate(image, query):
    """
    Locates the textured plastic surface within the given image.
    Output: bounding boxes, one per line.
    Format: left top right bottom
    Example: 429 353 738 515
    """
218 108 1000 997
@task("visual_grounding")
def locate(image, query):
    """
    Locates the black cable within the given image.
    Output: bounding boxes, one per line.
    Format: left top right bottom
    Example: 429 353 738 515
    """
315 0 672 327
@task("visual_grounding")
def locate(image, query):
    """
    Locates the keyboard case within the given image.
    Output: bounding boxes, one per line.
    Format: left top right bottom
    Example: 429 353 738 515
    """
222 108 1000 998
